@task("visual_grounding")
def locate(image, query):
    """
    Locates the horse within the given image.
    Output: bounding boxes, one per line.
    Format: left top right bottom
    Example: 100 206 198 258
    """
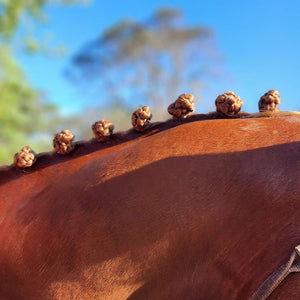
0 112 299 299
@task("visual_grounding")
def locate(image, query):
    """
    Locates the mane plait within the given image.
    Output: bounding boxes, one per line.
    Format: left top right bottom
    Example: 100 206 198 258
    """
259 90 281 112
131 106 152 132
53 130 75 155
14 146 36 168
215 91 243 117
92 120 114 142
168 93 195 119
12 89 297 169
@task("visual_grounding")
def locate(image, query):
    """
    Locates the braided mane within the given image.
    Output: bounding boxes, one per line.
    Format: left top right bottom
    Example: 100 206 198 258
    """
0 110 299 185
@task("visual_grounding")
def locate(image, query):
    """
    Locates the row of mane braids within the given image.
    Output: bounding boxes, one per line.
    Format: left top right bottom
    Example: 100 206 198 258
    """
14 89 282 168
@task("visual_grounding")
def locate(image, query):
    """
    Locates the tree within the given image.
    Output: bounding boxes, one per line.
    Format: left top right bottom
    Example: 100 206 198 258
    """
0 46 58 162
0 0 82 38
69 8 222 122
0 0 81 165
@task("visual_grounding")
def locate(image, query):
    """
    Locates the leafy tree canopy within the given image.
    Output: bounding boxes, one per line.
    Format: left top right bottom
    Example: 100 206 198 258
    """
0 0 80 38
0 0 82 165
70 7 222 120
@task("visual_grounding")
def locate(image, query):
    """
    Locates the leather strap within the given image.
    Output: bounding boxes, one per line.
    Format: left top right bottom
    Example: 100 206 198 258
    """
250 245 300 300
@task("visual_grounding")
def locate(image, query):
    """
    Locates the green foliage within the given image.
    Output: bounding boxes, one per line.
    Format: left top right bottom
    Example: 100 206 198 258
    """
0 45 57 164
0 0 83 165
0 0 81 38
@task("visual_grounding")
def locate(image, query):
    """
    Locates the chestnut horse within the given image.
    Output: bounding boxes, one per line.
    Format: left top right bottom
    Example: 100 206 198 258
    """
0 114 299 299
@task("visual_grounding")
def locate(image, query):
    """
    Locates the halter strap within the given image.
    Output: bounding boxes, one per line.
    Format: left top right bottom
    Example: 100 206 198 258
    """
250 245 300 300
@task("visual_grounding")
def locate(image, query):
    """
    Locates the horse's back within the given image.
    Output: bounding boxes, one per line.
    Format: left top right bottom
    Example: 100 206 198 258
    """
0 116 299 299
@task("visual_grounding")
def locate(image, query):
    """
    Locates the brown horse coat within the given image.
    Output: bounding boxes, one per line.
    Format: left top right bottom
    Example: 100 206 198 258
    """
0 115 299 299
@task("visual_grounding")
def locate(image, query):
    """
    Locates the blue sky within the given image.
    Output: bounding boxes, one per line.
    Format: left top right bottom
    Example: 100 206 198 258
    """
15 0 300 116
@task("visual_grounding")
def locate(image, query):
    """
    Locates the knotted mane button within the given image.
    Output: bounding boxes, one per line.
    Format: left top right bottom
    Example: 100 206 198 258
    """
168 93 195 119
53 129 75 154
92 119 114 142
259 90 281 112
215 91 243 117
14 146 36 168
131 106 152 132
